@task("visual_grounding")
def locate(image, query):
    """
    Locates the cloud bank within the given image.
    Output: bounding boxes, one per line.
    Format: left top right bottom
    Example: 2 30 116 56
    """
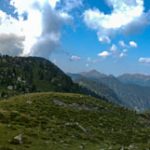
0 33 25 56
70 55 81 61
0 0 82 58
83 0 149 43
139 57 150 64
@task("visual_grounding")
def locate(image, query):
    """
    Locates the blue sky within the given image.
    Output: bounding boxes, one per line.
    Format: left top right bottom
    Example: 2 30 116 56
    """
0 0 150 75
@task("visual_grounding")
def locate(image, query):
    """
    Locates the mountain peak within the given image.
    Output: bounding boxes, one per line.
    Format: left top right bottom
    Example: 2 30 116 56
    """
81 69 106 79
89 69 100 74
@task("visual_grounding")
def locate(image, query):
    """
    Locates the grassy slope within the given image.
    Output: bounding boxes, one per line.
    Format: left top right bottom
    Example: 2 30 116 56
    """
0 92 150 150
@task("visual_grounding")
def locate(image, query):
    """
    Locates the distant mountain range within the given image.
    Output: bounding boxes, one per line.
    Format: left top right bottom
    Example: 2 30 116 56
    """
68 70 150 111
118 73 150 87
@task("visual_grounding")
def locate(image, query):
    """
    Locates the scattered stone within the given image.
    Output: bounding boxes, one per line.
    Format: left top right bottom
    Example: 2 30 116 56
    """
17 77 22 82
53 99 98 111
79 145 84 149
7 124 11 128
53 99 67 107
120 146 124 150
7 85 13 90
26 100 32 105
11 134 23 145
65 122 87 133
128 144 137 150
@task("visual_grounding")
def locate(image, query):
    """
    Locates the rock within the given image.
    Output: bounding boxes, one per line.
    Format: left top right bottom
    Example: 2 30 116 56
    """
65 122 87 133
75 122 87 133
11 134 23 145
120 146 124 150
53 99 98 111
17 77 22 82
26 100 32 105
53 99 66 107
7 85 13 90
79 145 84 149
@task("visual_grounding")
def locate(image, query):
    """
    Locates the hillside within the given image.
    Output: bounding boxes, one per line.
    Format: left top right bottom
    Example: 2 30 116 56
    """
0 56 99 99
69 70 150 111
0 92 150 150
68 73 121 104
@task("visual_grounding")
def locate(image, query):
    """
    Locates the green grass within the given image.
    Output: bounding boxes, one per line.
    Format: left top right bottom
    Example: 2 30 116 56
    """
0 92 150 150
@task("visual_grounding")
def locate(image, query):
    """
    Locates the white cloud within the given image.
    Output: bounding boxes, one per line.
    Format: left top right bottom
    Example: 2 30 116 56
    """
129 41 138 48
139 57 150 64
62 0 83 11
119 40 127 48
84 0 144 29
98 35 111 44
0 0 81 58
119 52 126 58
49 0 60 9
86 57 100 64
97 44 127 59
0 33 25 56
70 55 81 61
98 51 111 58
83 0 148 42
110 44 117 52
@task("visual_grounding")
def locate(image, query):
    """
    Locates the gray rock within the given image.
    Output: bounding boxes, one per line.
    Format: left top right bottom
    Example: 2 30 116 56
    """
11 134 23 145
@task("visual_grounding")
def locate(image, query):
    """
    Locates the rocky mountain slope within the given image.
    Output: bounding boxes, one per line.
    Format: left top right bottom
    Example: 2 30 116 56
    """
69 70 150 111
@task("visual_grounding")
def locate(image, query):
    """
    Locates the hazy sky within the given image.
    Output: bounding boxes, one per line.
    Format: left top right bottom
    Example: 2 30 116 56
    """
0 0 150 75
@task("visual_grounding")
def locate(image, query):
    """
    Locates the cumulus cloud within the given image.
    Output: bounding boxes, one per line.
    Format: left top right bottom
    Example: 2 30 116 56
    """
0 0 81 58
30 2 72 57
0 34 25 56
98 51 111 58
70 55 81 61
97 43 129 59
119 52 126 58
129 41 138 48
139 57 150 64
49 0 60 9
86 57 100 64
83 0 149 42
62 0 83 11
98 35 111 44
119 40 127 48
99 39 138 60
110 44 117 52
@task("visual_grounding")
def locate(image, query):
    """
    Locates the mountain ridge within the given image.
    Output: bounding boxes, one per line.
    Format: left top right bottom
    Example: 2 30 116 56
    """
118 73 150 87
69 70 150 111
0 55 101 99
